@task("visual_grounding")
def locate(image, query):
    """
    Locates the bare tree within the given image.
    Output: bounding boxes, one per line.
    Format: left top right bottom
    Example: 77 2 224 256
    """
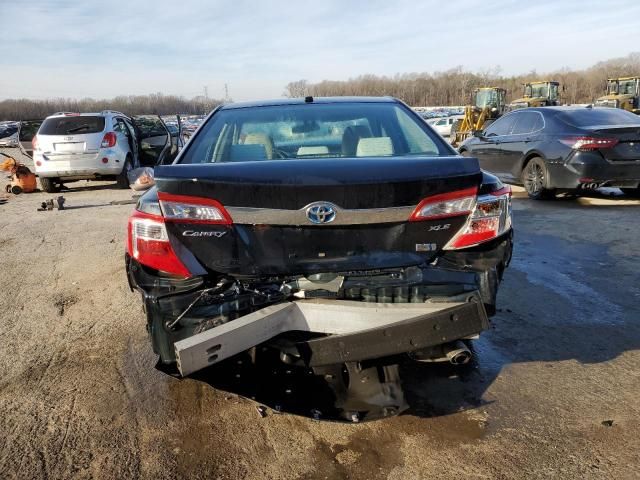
0 94 224 121
291 52 640 106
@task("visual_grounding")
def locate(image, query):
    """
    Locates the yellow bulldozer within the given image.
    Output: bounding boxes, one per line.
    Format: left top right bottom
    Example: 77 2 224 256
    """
595 77 640 114
508 81 561 110
450 87 506 147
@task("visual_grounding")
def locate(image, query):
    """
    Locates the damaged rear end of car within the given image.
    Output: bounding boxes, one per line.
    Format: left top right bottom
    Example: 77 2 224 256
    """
125 97 513 377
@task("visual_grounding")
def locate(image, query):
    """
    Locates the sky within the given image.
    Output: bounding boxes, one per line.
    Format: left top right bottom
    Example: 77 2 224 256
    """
1 0 639 101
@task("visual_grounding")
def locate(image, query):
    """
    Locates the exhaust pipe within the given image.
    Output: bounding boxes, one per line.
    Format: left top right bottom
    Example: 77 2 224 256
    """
410 340 473 365
445 341 472 365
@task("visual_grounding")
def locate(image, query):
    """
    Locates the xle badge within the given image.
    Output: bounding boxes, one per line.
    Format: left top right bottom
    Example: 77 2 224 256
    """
428 224 450 231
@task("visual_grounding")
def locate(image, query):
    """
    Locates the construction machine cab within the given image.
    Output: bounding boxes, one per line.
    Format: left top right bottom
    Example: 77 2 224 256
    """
474 87 507 114
450 87 506 147
595 77 640 114
509 81 561 110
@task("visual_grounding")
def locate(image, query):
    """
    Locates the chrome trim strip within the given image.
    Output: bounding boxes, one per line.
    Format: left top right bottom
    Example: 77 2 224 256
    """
226 203 417 225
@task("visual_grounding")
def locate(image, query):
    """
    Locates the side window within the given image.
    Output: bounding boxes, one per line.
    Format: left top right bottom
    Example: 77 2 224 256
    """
531 113 544 132
484 115 516 137
113 118 130 136
436 119 446 126
510 112 543 135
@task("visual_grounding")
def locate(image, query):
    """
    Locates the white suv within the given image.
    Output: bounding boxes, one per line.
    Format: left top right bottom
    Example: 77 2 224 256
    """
428 115 465 138
32 111 141 192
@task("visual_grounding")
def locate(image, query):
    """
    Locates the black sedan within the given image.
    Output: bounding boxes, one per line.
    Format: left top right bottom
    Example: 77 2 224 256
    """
126 97 513 382
459 107 640 199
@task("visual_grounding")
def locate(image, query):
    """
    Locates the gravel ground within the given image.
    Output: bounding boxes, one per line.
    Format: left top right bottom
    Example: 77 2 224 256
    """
1 146 639 479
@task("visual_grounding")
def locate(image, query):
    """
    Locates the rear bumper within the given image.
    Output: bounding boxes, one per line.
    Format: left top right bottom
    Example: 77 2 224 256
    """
34 151 125 178
549 153 640 189
127 230 511 376
174 296 488 376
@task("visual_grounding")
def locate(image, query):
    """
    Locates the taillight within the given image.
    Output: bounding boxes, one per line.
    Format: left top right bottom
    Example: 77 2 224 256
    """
101 132 117 148
444 186 512 250
409 187 478 221
127 193 233 277
157 192 232 224
32 135 38 151
559 136 618 151
127 210 191 278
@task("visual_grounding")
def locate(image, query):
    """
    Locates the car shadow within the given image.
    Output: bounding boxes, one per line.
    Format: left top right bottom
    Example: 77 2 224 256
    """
512 187 640 208
60 182 121 192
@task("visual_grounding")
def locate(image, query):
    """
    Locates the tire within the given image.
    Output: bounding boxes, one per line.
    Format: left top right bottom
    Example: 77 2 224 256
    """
116 156 133 189
521 157 556 200
621 187 640 197
39 177 60 193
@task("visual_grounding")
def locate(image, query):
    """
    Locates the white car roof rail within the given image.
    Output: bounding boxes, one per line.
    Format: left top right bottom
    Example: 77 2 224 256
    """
100 110 128 117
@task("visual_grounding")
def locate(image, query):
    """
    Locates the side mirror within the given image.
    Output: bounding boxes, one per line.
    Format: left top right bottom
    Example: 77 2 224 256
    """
473 130 484 138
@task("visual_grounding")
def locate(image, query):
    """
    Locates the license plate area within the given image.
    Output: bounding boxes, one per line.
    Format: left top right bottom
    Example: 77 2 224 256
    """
54 142 85 153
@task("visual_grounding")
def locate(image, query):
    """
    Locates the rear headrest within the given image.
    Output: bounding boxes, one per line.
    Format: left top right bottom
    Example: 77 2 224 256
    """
227 144 268 162
342 125 372 156
297 146 329 157
356 137 393 157
242 132 274 159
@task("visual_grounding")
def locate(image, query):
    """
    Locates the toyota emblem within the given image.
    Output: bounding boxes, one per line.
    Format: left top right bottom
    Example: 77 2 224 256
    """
305 202 337 224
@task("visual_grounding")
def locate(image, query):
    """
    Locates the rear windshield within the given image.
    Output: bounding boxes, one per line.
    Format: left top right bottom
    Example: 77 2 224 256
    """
179 102 450 163
39 116 105 135
558 108 640 128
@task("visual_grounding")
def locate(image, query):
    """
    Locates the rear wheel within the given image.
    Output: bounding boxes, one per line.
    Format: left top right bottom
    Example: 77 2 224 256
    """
116 156 133 189
39 177 61 193
522 157 555 200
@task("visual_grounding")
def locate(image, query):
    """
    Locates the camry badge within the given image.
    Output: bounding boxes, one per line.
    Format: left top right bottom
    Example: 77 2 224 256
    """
182 230 227 238
305 202 337 224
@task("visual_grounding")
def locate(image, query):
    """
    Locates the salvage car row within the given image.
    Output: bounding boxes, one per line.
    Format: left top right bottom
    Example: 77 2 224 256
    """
10 103 640 200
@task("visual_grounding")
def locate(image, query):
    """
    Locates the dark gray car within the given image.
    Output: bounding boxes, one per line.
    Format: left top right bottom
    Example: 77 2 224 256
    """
459 107 640 199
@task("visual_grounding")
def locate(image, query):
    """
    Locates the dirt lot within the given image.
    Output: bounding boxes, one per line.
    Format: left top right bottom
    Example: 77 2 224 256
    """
1 147 639 479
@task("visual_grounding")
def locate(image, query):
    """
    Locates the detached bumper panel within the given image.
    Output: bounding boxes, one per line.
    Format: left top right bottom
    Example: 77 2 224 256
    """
174 297 488 377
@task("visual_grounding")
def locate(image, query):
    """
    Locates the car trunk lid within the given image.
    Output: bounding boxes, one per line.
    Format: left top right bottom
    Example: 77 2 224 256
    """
154 156 482 276
590 125 640 161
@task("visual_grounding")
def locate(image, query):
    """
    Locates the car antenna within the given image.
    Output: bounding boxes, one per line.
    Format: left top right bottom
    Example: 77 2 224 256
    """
305 96 314 103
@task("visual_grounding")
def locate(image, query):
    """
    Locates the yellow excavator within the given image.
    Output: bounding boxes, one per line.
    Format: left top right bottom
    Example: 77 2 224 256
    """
508 81 561 110
450 87 507 147
595 77 640 114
